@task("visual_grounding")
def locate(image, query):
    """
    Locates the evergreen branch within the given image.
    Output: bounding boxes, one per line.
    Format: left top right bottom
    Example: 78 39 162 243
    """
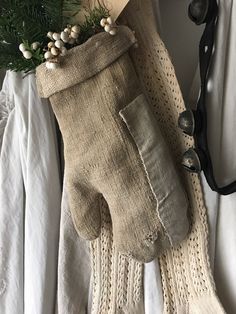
79 5 109 44
0 0 109 72
0 41 43 72
63 0 81 12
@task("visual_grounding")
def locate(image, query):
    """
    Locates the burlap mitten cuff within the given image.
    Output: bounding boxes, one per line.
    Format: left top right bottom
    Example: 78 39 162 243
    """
36 26 189 262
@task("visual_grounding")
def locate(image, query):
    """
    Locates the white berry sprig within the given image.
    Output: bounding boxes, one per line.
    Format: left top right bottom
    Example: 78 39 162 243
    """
19 41 41 60
19 14 117 71
19 41 44 69
45 25 80 69
100 16 117 36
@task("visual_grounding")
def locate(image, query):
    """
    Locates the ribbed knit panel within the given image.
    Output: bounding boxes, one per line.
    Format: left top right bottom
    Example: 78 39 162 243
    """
90 197 144 314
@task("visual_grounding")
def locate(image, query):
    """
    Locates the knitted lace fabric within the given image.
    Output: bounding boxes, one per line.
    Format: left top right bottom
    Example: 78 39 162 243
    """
121 1 225 312
90 197 144 314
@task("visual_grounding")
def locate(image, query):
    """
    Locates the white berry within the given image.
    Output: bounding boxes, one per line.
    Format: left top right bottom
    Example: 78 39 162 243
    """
19 43 26 52
61 31 69 43
31 42 40 50
23 51 32 59
51 47 59 56
104 24 111 33
107 17 113 25
52 33 61 41
71 25 80 33
70 31 79 39
46 61 59 70
64 27 71 34
44 51 52 59
48 41 55 49
55 40 64 49
109 29 117 36
47 32 54 40
100 18 107 27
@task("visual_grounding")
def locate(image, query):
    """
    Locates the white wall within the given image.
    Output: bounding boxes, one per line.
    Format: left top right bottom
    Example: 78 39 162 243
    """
158 0 203 100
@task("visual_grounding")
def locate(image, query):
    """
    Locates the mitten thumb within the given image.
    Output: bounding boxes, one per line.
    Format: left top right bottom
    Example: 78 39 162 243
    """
66 175 101 240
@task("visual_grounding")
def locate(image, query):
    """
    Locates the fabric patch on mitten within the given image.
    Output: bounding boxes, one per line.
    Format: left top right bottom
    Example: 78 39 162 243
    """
120 94 189 246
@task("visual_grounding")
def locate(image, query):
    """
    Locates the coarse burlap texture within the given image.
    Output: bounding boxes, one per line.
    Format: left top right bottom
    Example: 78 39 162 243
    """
36 26 189 263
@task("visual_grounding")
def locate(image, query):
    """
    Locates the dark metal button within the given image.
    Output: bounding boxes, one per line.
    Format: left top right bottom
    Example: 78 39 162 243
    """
188 0 210 25
182 148 202 173
178 110 195 136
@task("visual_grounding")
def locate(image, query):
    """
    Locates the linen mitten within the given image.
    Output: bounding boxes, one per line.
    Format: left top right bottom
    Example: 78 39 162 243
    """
36 26 189 262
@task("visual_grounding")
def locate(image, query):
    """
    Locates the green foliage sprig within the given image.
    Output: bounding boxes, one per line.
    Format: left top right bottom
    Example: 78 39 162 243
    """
78 5 110 44
0 0 109 73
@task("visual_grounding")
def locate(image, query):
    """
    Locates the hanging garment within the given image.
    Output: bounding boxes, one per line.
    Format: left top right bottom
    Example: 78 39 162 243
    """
121 0 225 312
0 73 13 150
168 0 236 311
200 0 236 312
0 71 61 314
13 72 61 314
56 182 91 314
0 72 24 314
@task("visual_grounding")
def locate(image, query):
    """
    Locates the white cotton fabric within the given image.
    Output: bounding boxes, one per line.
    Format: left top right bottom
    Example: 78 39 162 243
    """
182 2 236 312
203 1 236 312
56 182 91 314
144 260 163 314
0 71 62 314
15 72 61 314
0 75 14 150
0 72 24 314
